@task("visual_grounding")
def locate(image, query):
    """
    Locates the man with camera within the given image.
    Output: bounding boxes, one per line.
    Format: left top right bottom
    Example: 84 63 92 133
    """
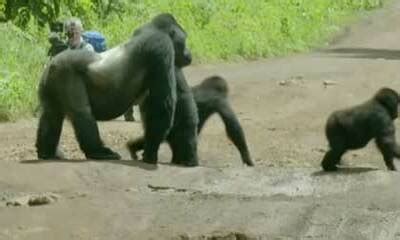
47 18 94 58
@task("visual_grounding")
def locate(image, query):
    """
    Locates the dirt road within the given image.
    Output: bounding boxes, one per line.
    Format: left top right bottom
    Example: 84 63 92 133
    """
2 1 400 239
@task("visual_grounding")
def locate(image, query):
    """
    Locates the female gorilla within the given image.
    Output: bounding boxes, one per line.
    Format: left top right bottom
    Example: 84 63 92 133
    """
36 13 193 163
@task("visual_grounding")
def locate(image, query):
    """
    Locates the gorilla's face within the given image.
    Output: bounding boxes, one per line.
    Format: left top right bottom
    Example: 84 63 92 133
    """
148 13 192 68
171 26 192 68
375 88 400 119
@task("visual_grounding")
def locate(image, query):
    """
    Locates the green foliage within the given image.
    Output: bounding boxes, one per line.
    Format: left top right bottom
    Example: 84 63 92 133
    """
1 0 61 27
0 0 387 121
0 22 47 121
0 0 5 18
98 0 385 61
0 0 125 29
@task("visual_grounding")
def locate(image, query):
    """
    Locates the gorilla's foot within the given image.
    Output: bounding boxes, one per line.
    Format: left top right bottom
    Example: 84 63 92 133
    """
38 149 65 160
385 162 397 171
128 150 139 161
171 158 198 167
171 158 182 165
85 147 121 160
38 155 53 160
321 162 338 172
126 141 141 161
142 157 158 164
183 160 199 167
38 154 64 160
243 157 255 167
126 142 140 161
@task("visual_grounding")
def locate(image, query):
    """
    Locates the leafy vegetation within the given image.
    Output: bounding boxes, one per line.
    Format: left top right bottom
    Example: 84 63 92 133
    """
0 0 124 28
0 0 386 121
0 23 47 120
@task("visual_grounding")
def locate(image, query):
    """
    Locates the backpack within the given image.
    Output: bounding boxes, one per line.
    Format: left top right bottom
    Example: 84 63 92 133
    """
82 31 107 52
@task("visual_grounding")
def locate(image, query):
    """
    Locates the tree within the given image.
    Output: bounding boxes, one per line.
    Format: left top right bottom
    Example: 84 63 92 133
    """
0 0 124 29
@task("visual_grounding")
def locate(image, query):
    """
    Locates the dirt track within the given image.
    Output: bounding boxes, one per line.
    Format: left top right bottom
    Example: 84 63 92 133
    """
2 1 400 239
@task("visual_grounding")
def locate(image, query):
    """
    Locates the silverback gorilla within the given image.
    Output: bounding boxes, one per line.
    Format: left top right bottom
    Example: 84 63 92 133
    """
127 75 254 166
36 13 194 163
321 87 400 171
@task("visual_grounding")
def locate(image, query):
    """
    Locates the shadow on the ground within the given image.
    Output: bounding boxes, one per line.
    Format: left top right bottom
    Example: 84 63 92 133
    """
322 48 400 60
19 159 185 171
311 166 379 176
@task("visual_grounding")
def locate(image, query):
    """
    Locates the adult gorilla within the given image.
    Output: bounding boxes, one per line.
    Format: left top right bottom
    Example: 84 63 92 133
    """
36 13 193 163
127 75 254 166
322 88 400 171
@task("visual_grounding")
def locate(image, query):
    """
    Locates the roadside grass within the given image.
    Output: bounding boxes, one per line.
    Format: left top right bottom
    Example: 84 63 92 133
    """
0 23 47 121
0 0 386 121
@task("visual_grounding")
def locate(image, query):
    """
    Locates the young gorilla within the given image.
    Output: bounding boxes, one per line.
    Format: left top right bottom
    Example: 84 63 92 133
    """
127 75 254 166
36 13 194 164
322 87 400 171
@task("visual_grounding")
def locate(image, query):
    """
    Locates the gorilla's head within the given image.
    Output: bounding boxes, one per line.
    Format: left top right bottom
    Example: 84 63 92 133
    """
375 87 400 119
171 29 192 67
152 13 192 68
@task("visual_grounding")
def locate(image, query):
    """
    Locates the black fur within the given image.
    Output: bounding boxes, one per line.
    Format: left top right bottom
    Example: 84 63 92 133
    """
36 13 192 163
127 75 254 166
127 67 199 166
322 87 400 171
47 33 68 57
194 76 254 166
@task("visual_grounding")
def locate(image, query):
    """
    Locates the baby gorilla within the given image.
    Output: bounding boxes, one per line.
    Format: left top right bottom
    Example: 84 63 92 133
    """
127 75 254 166
322 87 400 171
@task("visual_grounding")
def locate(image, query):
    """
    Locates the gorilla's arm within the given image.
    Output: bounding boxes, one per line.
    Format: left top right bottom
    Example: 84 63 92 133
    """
142 63 177 163
213 100 254 166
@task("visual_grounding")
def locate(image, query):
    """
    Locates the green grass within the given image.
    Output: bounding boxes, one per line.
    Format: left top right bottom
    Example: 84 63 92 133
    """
96 0 385 61
0 22 47 121
0 0 386 121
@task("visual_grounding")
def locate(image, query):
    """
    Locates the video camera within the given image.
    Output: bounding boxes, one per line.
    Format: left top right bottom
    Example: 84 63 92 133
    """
47 21 68 57
49 21 64 33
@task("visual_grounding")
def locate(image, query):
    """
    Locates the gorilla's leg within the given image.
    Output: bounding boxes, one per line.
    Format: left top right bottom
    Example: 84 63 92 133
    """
375 137 398 171
126 137 145 160
321 148 346 171
126 128 199 166
64 78 120 160
126 129 198 166
69 111 120 160
382 154 396 171
127 97 198 166
142 64 177 164
214 102 254 166
168 126 199 166
167 88 199 166
124 106 136 122
321 117 347 171
321 134 346 171
36 101 64 159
